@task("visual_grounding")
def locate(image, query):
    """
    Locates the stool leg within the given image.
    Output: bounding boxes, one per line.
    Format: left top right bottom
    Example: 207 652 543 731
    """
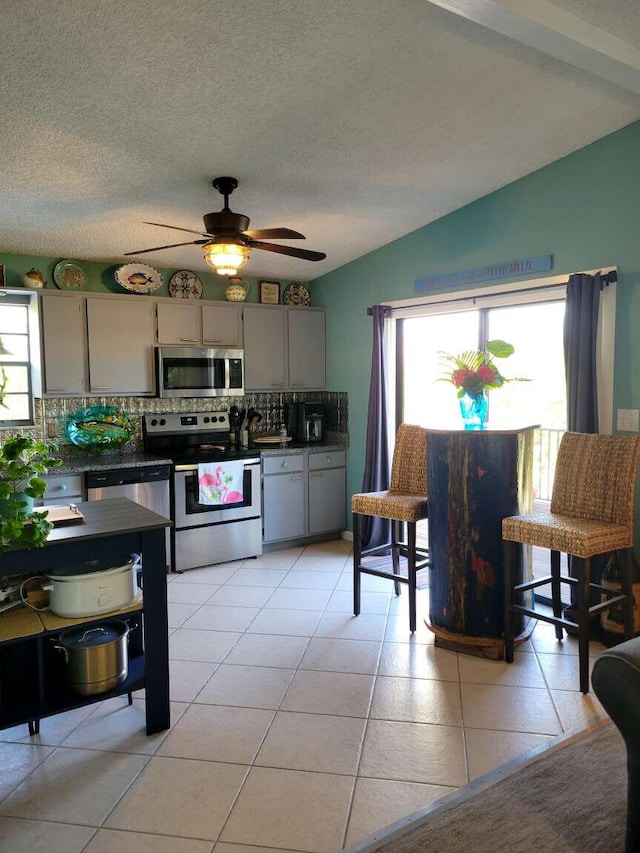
575 556 590 694
623 548 635 641
353 513 363 617
550 550 563 641
503 540 515 663
408 522 417 632
391 520 401 596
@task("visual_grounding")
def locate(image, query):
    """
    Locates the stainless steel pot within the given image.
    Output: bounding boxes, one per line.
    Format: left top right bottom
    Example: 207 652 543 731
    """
55 620 129 696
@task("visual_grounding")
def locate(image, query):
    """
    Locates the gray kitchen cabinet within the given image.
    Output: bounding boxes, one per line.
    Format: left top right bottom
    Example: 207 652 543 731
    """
41 474 84 506
40 293 87 395
262 450 346 544
262 454 306 543
288 308 326 390
244 304 288 391
244 304 326 391
202 304 243 347
308 451 346 534
87 298 155 395
156 302 200 345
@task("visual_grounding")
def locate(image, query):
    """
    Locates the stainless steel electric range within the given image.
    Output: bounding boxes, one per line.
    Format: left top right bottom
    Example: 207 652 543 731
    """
143 412 262 572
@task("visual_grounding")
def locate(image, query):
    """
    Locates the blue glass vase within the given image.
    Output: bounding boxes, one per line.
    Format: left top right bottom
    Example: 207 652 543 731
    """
459 390 488 430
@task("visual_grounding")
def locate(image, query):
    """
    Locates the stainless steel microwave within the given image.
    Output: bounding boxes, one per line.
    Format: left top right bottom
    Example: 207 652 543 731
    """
156 347 244 398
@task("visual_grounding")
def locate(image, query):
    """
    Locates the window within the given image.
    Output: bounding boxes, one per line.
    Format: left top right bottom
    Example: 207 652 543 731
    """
0 295 38 426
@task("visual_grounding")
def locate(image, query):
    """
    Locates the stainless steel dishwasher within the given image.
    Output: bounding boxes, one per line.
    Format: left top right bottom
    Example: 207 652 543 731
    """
85 465 172 567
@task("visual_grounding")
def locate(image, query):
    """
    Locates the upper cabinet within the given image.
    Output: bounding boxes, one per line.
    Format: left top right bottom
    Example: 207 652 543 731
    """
87 298 155 395
202 304 243 348
244 305 326 392
288 308 326 390
39 291 323 397
40 293 87 395
156 302 243 348
156 303 200 345
243 305 287 390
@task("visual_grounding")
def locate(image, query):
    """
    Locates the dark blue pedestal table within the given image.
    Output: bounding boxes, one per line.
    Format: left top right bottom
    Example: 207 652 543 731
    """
425 425 537 659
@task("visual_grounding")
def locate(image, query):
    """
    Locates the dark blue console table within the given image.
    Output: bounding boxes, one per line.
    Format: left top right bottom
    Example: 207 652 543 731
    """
0 498 171 735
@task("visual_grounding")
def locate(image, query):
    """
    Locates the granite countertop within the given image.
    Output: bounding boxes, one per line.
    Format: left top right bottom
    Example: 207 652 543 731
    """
54 442 347 474
54 451 173 475
255 442 346 456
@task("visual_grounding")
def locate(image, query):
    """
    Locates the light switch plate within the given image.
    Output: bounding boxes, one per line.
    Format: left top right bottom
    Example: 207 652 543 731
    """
617 409 639 432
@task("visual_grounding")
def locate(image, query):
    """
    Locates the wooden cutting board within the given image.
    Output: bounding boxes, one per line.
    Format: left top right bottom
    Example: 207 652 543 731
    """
44 504 85 526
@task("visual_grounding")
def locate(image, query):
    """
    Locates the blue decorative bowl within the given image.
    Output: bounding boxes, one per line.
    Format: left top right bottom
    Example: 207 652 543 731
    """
66 406 136 451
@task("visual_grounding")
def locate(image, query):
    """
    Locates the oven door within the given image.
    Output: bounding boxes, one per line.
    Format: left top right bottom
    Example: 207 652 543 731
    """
173 459 261 528
157 347 244 398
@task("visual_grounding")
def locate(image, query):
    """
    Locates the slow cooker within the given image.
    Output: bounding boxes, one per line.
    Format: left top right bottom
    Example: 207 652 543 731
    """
43 555 139 617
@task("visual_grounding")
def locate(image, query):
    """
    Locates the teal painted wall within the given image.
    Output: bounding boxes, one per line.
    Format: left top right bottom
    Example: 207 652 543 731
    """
310 120 640 531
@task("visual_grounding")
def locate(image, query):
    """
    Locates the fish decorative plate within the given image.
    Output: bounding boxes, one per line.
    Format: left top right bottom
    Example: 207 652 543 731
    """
67 406 136 451
53 259 89 290
168 270 203 299
115 263 163 294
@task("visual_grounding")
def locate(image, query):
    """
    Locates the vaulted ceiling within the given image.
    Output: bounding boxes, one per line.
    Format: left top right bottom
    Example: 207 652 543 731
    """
1 0 639 281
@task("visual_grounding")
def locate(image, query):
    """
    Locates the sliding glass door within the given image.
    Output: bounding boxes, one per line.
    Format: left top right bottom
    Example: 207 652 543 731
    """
401 296 568 601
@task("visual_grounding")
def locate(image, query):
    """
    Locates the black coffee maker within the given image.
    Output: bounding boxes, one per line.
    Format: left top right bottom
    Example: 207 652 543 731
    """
285 402 325 443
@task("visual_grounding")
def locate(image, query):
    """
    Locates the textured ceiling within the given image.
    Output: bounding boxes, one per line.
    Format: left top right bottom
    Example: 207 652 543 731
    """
1 0 639 281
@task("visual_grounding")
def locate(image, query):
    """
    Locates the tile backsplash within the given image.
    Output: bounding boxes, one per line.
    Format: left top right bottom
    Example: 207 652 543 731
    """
0 391 348 448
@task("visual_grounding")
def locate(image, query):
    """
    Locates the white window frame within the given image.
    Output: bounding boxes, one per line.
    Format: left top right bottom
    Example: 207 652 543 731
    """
384 267 617 434
0 291 42 428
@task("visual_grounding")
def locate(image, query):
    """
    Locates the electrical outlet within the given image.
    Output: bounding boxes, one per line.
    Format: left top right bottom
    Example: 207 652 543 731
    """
617 409 639 432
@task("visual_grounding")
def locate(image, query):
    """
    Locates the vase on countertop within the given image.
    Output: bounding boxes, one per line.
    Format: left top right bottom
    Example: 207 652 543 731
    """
459 390 488 430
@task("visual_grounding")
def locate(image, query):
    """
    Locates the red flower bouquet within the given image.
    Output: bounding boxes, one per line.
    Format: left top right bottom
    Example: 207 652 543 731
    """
440 339 516 398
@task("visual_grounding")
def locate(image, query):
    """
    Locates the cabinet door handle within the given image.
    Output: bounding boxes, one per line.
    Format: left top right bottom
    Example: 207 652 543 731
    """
206 339 222 344
310 472 325 478
92 386 111 390
270 381 285 387
47 387 73 392
290 475 303 481
290 382 304 387
180 338 198 342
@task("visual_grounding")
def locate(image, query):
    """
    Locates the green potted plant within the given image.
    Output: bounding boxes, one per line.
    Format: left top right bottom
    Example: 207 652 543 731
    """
0 435 63 553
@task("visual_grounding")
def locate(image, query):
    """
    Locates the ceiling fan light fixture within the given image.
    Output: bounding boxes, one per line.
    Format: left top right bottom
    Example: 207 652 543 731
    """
203 240 251 276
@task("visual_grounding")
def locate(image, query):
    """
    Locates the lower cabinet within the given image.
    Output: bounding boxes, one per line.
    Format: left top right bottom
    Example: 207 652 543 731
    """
262 450 346 544
262 455 306 543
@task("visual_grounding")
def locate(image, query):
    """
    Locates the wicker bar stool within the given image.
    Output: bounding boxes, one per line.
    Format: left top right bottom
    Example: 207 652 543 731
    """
352 424 429 632
502 432 640 693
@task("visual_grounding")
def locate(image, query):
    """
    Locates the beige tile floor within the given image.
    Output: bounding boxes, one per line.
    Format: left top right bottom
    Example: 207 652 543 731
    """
0 540 609 853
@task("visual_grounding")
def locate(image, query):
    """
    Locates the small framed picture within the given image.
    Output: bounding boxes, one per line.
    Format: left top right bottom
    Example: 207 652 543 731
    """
260 280 280 304
0 264 5 287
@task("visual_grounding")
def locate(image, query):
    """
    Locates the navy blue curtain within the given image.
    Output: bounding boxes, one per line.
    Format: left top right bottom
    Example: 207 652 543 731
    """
564 271 616 432
361 305 391 550
563 270 617 625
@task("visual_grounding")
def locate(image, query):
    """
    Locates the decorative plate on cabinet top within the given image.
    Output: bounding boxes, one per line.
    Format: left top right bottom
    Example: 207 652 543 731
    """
168 269 203 300
115 262 163 294
282 282 310 307
53 259 89 290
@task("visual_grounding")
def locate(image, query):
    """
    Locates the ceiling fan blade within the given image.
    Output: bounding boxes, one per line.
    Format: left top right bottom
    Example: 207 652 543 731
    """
143 221 211 238
248 241 327 261
124 239 209 256
244 228 306 240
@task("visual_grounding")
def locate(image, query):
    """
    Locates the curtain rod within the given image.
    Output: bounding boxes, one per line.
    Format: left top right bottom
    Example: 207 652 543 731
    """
367 268 618 317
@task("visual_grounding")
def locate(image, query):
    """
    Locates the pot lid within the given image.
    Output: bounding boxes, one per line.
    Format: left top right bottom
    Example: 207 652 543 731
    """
47 555 136 579
59 621 127 647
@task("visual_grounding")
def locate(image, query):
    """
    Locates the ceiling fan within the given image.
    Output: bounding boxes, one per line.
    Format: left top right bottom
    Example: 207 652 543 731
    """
125 177 327 276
